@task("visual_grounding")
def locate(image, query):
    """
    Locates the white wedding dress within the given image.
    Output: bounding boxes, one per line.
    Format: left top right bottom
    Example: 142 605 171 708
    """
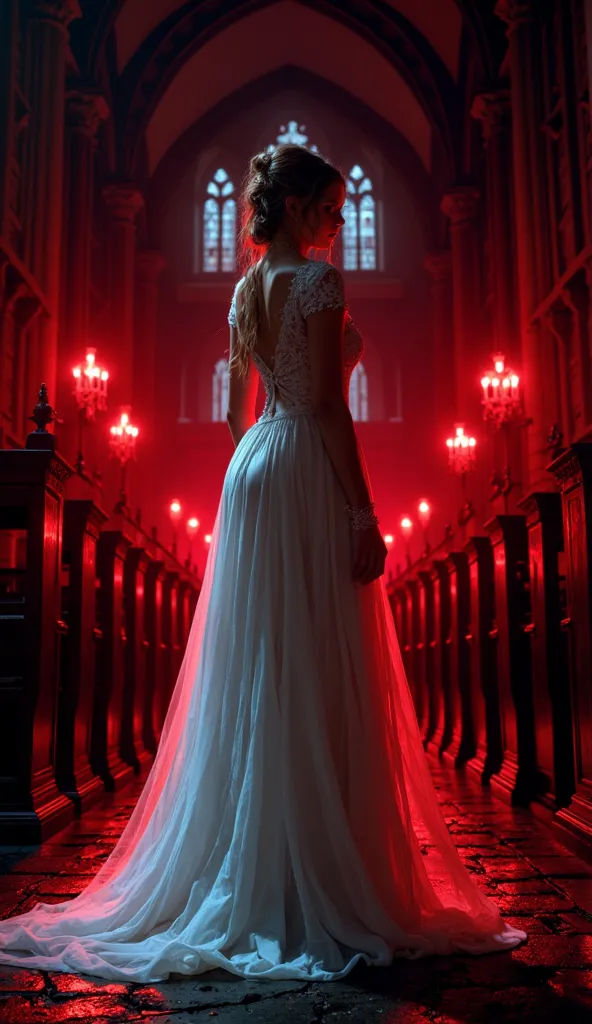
0 261 525 982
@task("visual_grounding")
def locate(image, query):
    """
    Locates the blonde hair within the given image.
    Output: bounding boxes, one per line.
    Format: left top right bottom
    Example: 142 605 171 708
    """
230 144 344 378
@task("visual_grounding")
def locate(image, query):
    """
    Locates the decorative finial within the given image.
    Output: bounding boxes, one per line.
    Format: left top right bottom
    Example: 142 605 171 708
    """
26 383 56 451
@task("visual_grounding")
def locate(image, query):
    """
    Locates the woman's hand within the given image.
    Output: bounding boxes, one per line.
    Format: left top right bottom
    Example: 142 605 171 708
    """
351 525 388 585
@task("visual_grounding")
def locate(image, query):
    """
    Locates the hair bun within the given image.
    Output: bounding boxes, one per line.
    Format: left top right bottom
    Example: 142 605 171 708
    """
251 151 273 178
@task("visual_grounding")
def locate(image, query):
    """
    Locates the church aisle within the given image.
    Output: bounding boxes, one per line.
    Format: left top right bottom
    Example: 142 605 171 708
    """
0 761 590 1022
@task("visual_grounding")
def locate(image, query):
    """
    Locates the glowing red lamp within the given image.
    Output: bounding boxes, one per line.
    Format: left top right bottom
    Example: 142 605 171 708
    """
185 516 200 567
205 534 213 545
72 347 109 474
109 407 139 514
400 517 413 568
109 408 139 464
417 500 432 555
481 352 521 428
384 533 394 546
72 348 109 418
446 424 477 475
168 499 183 556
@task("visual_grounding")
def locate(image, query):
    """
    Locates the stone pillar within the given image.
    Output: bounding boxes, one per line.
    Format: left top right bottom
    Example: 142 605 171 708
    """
424 251 454 438
440 187 481 422
495 0 552 489
0 1 17 241
62 89 109 358
102 184 144 408
134 250 166 436
471 91 517 359
59 88 109 464
25 0 82 405
585 0 592 115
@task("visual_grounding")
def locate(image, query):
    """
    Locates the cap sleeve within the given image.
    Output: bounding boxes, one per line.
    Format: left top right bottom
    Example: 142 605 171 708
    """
300 264 346 319
228 281 240 327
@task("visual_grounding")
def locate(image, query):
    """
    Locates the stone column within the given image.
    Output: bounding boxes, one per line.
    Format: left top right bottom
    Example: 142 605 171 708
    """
0 1 17 241
134 250 166 434
440 187 481 422
63 89 109 358
424 251 454 440
472 90 526 511
495 0 551 490
25 0 82 404
59 88 109 465
471 91 517 359
133 250 165 522
102 184 144 408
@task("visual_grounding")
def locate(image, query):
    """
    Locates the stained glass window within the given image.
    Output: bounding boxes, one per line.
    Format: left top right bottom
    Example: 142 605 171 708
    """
349 363 369 421
212 359 229 421
267 121 318 153
343 166 376 271
202 169 236 273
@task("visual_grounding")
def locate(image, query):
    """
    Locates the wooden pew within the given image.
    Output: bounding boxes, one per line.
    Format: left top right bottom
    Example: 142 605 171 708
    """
549 445 592 852
57 498 107 810
465 535 502 785
92 529 136 790
417 568 437 748
429 558 453 757
520 491 574 815
485 514 546 806
0 444 75 842
445 550 475 767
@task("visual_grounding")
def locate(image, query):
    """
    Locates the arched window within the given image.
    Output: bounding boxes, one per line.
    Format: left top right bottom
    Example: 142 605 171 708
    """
343 165 376 271
212 359 229 421
202 169 236 273
267 120 318 153
349 363 369 421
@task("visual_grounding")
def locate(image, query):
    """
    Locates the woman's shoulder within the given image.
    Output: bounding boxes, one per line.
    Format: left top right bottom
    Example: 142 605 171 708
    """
298 261 346 317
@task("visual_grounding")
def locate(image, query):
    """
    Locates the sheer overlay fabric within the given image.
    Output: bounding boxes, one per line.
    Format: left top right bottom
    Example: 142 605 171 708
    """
0 261 525 982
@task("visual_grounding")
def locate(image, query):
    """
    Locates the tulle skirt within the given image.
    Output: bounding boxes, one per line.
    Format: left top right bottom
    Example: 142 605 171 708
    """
0 409 525 982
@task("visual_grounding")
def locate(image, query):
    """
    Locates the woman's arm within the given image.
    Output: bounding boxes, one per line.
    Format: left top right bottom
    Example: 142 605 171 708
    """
227 323 259 447
306 306 372 508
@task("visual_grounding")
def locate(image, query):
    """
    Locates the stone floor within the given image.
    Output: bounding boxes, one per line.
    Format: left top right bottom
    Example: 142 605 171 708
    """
0 763 591 1022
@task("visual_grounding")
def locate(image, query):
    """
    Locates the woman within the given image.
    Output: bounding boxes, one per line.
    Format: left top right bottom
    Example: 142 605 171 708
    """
0 145 525 982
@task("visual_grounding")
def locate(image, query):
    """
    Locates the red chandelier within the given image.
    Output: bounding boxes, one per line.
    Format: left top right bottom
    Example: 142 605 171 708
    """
446 424 477 474
480 352 521 428
109 408 139 514
72 348 109 418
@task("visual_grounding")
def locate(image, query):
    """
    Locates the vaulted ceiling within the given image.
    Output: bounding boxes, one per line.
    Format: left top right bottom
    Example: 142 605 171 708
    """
144 2 433 175
75 0 503 181
113 0 463 79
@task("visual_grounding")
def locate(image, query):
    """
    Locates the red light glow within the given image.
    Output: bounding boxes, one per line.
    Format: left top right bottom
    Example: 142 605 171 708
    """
73 348 109 416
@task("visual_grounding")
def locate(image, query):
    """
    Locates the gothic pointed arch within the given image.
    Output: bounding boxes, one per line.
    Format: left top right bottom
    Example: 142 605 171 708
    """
96 0 462 179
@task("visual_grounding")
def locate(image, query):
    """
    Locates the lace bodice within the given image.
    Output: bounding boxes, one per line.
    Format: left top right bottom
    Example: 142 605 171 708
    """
228 262 364 420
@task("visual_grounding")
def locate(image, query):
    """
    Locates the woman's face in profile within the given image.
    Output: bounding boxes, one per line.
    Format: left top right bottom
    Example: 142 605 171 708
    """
302 180 346 250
